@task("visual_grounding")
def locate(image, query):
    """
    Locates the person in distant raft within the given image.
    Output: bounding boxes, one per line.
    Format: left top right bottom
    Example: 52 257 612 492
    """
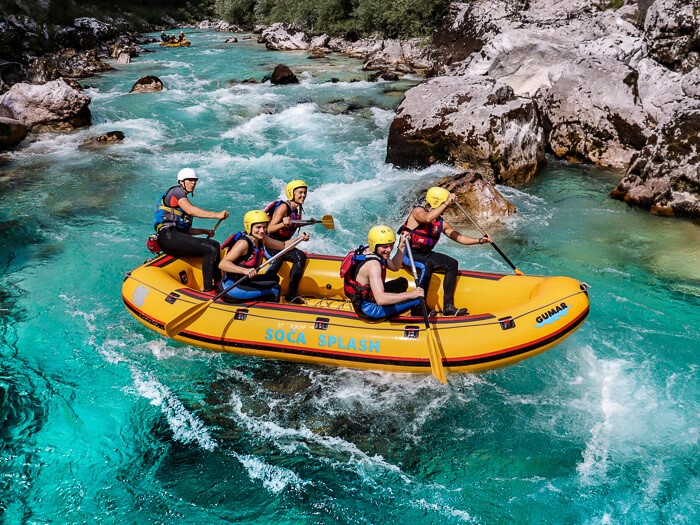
154 168 229 292
178 31 185 42
218 210 310 303
265 179 309 304
342 225 424 321
398 187 492 316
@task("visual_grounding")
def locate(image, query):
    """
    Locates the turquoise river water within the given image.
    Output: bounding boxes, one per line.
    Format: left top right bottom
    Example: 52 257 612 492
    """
1 30 698 524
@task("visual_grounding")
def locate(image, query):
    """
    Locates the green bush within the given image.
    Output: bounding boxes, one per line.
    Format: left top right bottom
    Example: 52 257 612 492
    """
215 0 450 38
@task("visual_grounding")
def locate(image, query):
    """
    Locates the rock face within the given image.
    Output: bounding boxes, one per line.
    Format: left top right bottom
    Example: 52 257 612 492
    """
0 78 91 131
384 0 700 217
611 104 700 218
130 75 163 93
537 56 651 168
386 76 544 185
644 0 700 73
0 115 28 149
270 64 299 85
435 172 517 225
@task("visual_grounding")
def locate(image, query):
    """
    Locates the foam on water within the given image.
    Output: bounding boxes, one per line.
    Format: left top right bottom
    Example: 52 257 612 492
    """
129 367 217 451
2 29 698 525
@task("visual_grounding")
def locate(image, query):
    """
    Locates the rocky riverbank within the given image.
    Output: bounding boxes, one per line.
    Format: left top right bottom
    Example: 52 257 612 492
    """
3 2 698 220
387 0 700 219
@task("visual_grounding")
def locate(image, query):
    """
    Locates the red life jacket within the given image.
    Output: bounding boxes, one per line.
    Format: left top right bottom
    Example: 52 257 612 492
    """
398 206 443 253
342 248 386 304
265 200 302 241
224 234 264 279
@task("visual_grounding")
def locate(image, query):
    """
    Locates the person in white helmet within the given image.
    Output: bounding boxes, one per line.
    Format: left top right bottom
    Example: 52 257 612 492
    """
153 168 229 292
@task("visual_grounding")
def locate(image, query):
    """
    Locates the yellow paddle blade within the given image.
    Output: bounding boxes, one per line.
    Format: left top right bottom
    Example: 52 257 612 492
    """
426 329 447 383
320 215 334 230
164 298 214 338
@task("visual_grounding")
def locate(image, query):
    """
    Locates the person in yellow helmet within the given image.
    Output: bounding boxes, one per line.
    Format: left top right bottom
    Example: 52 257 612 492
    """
218 209 309 303
265 179 308 304
342 225 424 320
398 186 492 316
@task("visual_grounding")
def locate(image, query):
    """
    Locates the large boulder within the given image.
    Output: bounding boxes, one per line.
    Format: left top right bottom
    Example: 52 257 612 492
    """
130 75 163 93
270 64 299 85
643 0 700 73
611 103 700 218
260 23 309 51
434 171 517 224
537 56 651 168
0 78 91 131
386 75 544 185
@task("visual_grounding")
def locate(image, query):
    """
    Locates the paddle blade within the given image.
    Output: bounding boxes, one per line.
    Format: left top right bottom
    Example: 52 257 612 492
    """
320 215 334 230
164 298 214 338
426 329 447 383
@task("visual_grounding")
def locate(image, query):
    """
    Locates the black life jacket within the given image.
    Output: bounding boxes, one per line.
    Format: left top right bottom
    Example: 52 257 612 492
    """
342 247 386 304
265 199 302 241
398 206 443 253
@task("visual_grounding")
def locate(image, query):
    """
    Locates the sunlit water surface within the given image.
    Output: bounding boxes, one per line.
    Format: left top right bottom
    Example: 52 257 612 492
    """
1 30 698 524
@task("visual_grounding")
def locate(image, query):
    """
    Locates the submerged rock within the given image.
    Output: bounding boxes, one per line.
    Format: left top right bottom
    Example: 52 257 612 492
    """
130 75 163 93
270 64 298 85
96 130 125 142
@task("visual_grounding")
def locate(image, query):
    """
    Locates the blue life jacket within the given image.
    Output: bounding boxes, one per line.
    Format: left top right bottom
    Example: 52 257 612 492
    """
153 186 192 232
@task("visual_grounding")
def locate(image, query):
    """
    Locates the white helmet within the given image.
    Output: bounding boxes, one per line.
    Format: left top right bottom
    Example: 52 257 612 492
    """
177 167 198 181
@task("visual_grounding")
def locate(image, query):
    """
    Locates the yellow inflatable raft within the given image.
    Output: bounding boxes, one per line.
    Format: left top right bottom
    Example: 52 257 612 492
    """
159 40 191 47
122 253 589 375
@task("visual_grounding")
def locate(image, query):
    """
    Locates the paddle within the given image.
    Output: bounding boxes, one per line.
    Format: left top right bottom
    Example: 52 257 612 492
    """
404 241 447 384
289 214 334 230
206 217 225 238
453 201 524 276
164 236 305 338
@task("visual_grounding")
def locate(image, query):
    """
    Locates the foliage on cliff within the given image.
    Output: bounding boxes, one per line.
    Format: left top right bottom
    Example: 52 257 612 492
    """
0 0 215 27
214 0 450 38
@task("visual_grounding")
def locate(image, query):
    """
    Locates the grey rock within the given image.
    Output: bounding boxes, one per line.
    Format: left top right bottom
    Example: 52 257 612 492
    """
611 103 700 218
260 23 309 51
538 56 651 168
643 0 700 73
0 78 91 131
434 171 517 225
270 64 299 85
0 115 28 149
130 75 163 93
386 75 544 185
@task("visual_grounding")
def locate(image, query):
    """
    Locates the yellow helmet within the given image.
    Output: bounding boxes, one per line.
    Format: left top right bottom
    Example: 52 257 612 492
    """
285 179 308 201
368 225 396 253
243 210 270 234
426 186 450 209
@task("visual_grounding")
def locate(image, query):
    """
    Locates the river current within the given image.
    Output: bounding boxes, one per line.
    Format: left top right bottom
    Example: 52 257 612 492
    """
1 30 698 524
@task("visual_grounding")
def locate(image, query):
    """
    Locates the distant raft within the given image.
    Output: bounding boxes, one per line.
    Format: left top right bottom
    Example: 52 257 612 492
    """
122 253 589 375
159 40 191 47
